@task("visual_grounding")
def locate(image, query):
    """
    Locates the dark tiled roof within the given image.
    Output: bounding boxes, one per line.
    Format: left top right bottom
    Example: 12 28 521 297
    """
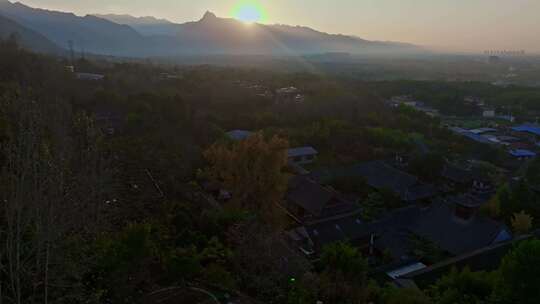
305 214 369 249
403 234 536 287
287 176 358 218
374 230 415 261
300 202 510 260
370 207 424 260
442 165 473 184
342 161 437 202
352 161 418 195
469 167 492 184
446 193 490 208
410 203 510 255
287 177 334 216
305 206 422 257
404 184 438 202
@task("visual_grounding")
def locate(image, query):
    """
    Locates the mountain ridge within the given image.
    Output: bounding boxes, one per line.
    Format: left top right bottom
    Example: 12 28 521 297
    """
0 1 148 55
0 2 422 57
97 10 415 47
0 12 61 54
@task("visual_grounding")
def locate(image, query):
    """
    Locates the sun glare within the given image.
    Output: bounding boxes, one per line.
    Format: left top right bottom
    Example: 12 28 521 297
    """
232 1 266 24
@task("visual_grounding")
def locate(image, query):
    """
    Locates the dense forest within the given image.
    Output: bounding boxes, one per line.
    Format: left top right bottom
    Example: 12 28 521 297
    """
1 38 540 304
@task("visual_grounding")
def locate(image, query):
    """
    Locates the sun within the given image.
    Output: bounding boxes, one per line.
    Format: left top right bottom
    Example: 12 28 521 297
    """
232 1 266 24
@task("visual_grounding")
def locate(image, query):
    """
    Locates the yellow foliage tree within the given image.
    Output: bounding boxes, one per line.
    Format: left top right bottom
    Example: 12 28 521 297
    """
481 195 501 218
203 132 289 227
511 211 534 235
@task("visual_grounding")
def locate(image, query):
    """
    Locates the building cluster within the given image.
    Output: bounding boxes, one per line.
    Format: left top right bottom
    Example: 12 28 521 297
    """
76 72 105 80
275 86 305 104
220 104 534 287
282 150 513 287
390 95 516 122
233 81 307 103
464 96 515 121
234 80 274 98
449 123 540 161
387 95 538 162
387 95 439 117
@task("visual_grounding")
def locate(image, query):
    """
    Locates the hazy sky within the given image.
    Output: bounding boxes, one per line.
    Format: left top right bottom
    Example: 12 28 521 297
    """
17 0 540 53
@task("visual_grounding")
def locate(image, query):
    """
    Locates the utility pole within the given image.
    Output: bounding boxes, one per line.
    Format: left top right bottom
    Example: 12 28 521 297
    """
68 40 75 64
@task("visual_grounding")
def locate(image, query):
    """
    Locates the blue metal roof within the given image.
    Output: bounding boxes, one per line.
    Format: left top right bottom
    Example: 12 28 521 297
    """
469 128 497 135
288 147 318 157
509 149 537 157
511 124 540 136
450 127 492 144
226 130 253 141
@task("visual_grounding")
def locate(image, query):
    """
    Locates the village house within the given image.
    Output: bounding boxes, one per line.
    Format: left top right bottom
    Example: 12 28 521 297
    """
355 161 438 203
288 147 318 165
311 161 437 204
511 123 540 143
441 165 495 196
275 86 305 104
226 129 254 141
287 198 512 265
509 149 537 160
76 72 105 81
285 176 361 224
449 127 494 145
441 165 472 185
482 108 496 118
464 96 486 107
387 95 419 107
399 232 539 289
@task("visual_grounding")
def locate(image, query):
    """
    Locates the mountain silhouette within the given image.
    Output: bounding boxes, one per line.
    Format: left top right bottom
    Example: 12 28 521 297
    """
0 14 61 53
0 1 421 57
0 1 147 55
93 13 178 36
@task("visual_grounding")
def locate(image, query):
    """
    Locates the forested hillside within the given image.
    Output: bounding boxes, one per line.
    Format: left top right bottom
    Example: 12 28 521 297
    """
1 38 540 304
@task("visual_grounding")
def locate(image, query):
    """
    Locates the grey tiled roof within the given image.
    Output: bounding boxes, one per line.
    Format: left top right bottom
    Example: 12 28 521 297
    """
353 161 437 202
410 203 509 255
442 165 473 184
287 177 334 216
287 176 358 218
305 213 369 249
353 161 418 194
301 202 510 258
310 161 437 202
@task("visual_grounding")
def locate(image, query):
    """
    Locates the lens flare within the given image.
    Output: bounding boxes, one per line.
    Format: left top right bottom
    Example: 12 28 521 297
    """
232 1 266 23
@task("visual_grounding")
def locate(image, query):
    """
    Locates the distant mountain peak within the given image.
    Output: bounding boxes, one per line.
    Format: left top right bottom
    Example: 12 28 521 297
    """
93 13 173 25
201 11 218 21
0 2 421 56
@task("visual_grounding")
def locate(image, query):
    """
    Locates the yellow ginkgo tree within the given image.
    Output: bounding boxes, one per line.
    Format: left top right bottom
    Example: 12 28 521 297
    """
511 211 534 235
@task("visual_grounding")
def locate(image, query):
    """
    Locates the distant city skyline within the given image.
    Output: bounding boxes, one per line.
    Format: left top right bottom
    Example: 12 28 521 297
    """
13 0 540 53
